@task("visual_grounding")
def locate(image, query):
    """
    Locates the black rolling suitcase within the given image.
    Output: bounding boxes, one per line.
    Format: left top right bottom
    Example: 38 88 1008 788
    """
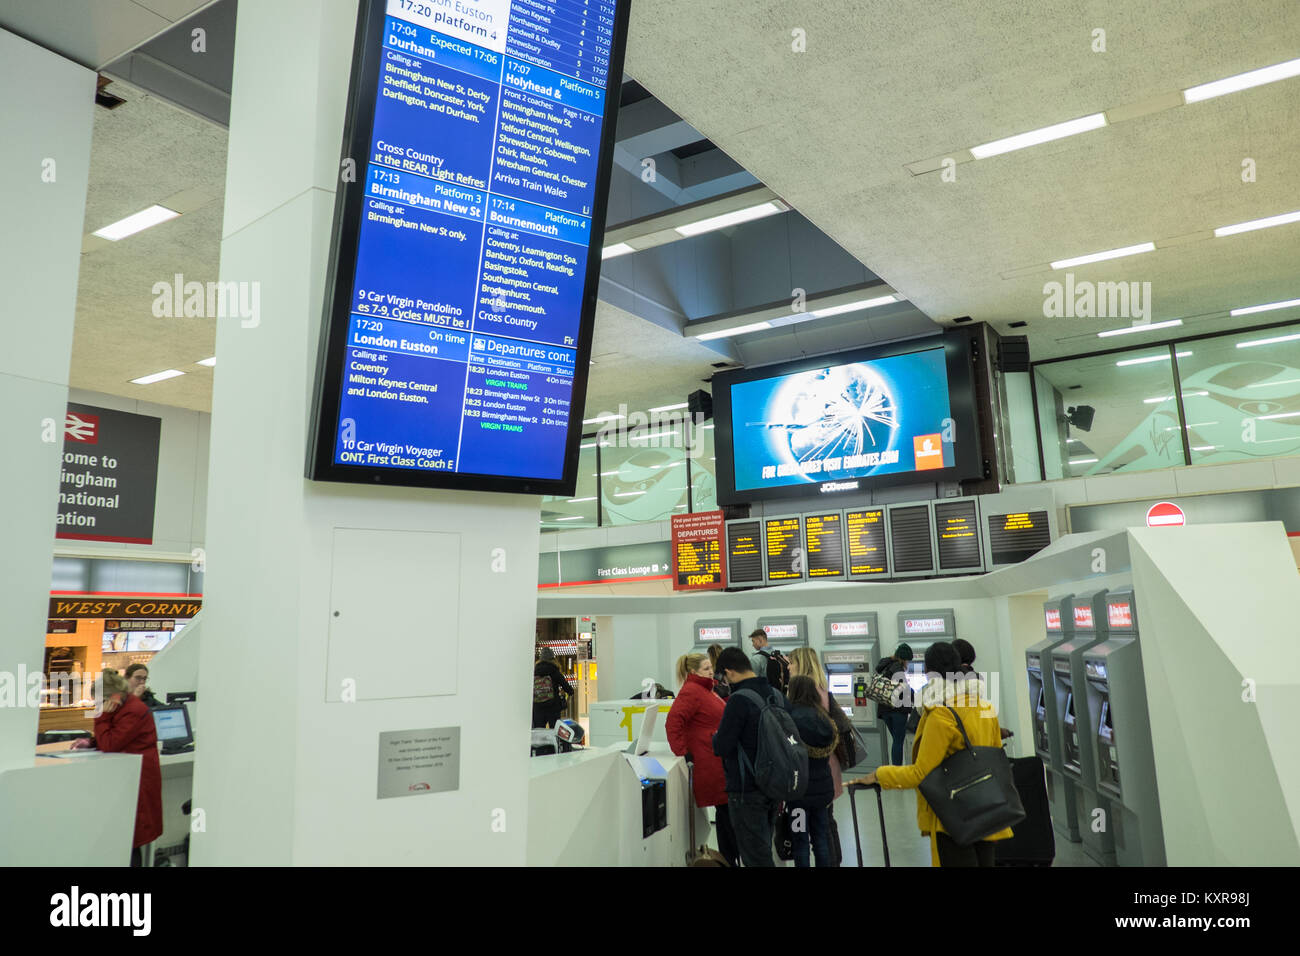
846 783 891 867
994 755 1055 866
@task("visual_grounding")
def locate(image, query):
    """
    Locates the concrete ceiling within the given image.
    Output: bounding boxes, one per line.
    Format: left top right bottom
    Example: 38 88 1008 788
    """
0 0 213 70
72 81 226 412
623 0 1300 362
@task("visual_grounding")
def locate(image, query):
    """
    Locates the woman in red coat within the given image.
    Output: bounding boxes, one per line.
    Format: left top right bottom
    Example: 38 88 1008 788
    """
666 653 738 865
73 669 163 865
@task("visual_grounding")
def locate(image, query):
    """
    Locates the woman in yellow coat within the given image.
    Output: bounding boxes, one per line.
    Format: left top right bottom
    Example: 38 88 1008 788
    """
851 641 1013 867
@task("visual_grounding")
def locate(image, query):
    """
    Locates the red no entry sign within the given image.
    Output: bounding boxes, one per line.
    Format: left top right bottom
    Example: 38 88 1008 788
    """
1146 501 1186 527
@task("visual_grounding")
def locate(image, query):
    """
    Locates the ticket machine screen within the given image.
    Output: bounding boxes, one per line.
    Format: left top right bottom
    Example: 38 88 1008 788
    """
1098 701 1113 741
828 673 853 696
1035 686 1046 718
1063 692 1080 768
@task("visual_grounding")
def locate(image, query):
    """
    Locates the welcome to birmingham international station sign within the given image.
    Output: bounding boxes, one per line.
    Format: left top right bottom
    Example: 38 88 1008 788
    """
57 404 161 545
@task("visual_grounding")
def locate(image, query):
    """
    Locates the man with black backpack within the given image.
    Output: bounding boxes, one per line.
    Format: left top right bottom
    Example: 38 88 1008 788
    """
748 628 791 695
532 648 574 729
711 647 806 867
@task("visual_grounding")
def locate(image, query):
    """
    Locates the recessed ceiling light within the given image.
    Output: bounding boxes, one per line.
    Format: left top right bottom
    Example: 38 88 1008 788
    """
130 369 184 385
649 402 689 412
196 357 216 367
1256 410 1300 421
970 113 1107 159
566 497 596 503
1190 445 1217 452
1229 297 1300 317
1097 319 1183 338
1236 332 1300 349
602 242 635 259
1183 56 1300 104
674 201 785 237
93 204 180 241
1069 457 1099 465
1214 210 1300 238
1144 391 1208 404
1051 242 1156 270
695 320 773 341
582 413 624 424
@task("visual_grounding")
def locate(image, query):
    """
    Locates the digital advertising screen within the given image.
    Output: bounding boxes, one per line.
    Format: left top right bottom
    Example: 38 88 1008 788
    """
307 0 630 493
712 332 982 506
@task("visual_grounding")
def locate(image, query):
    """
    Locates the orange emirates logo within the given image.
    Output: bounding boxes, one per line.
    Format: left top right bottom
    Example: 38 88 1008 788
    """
913 433 943 470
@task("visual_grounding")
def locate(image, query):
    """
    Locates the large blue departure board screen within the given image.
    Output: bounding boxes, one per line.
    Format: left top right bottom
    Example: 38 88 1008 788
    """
308 0 629 493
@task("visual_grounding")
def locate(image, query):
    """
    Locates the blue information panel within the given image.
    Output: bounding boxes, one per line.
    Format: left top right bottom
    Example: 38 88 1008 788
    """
309 0 628 492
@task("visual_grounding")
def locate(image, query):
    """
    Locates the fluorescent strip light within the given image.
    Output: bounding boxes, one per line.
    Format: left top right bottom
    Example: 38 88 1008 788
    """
566 497 596 503
1230 297 1300 317
196 357 216 367
1144 391 1208 404
1051 241 1155 270
1183 56 1300 104
1097 319 1183 338
702 424 714 429
1191 445 1217 451
1214 210 1300 238
809 295 898 318
602 242 635 259
130 369 184 385
582 413 624 424
1116 351 1190 367
1256 410 1300 421
631 429 681 441
1069 458 1099 465
613 491 646 497
1066 438 1082 443
92 204 180 241
970 113 1107 159
1236 333 1300 349
550 516 584 521
649 402 689 412
674 202 784 237
695 321 772 341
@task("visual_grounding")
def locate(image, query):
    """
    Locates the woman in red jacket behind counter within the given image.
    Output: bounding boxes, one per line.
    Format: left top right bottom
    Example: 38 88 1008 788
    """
666 653 738 866
73 668 163 865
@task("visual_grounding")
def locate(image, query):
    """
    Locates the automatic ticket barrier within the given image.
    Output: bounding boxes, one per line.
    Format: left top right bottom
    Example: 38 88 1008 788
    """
822 613 880 769
1026 595 1082 843
1082 589 1166 866
1050 590 1117 866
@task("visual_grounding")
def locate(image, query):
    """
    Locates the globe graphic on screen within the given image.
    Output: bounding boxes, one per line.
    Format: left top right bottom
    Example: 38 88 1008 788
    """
770 364 898 474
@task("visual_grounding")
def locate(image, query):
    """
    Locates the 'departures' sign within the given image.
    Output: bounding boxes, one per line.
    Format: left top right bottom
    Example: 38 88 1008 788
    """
57 404 161 544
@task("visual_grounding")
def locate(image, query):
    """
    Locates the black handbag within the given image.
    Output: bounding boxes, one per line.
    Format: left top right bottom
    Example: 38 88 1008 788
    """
774 805 795 861
918 707 1026 846
825 692 858 767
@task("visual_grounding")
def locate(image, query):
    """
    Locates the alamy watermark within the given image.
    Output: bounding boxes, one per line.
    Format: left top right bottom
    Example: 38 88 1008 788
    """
1043 272 1151 323
591 404 708 456
152 273 260 328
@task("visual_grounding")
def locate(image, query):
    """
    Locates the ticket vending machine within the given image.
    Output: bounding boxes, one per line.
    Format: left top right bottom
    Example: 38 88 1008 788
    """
889 609 957 757
691 619 741 656
1083 588 1167 866
822 613 880 769
1026 594 1082 843
755 615 808 656
1050 590 1116 866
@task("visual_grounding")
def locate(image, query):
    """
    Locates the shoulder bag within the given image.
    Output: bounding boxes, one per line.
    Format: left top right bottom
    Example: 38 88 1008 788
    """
917 707 1026 846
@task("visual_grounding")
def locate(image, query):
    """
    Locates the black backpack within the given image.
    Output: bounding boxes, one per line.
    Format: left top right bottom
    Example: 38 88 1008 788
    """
735 688 808 801
760 648 792 695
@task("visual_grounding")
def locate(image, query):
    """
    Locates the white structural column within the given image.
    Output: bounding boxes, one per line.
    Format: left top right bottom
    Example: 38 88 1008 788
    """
0 30 95 771
192 0 540 865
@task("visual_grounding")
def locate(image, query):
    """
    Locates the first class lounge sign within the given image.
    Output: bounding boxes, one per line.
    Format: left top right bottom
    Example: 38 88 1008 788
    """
57 404 161 545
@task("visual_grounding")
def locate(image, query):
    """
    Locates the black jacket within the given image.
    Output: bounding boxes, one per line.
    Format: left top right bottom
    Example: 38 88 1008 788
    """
789 704 836 808
533 661 573 708
711 677 786 794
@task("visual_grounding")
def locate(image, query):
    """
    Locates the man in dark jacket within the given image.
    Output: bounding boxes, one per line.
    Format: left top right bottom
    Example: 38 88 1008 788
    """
532 649 574 729
711 646 787 867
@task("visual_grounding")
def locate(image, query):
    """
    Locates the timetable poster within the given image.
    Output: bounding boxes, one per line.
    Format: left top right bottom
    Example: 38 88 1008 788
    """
313 0 625 489
671 510 727 591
